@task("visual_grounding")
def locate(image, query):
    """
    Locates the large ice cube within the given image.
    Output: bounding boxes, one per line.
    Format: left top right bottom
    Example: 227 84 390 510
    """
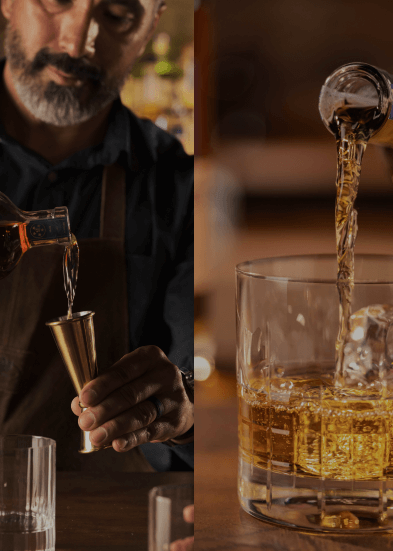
342 304 393 386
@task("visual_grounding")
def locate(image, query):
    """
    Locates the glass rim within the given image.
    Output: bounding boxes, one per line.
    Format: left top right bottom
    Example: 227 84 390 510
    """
46 310 94 326
236 253 393 284
148 483 194 497
0 435 56 449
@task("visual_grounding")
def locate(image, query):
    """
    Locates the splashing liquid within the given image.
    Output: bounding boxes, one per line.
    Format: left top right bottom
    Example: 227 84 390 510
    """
63 234 79 319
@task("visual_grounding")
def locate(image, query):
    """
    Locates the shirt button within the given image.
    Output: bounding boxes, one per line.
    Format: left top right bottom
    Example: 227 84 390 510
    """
47 172 57 183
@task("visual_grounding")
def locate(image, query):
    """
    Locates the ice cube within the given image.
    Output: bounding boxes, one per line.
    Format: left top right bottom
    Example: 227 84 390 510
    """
342 304 393 386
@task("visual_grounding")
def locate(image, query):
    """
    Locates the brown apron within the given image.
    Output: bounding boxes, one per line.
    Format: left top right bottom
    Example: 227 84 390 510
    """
0 164 154 472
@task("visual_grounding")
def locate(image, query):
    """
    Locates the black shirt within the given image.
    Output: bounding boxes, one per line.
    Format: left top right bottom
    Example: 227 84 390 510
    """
0 92 194 471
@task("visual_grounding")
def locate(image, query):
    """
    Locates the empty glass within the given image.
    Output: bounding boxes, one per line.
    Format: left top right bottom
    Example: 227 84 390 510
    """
0 435 56 550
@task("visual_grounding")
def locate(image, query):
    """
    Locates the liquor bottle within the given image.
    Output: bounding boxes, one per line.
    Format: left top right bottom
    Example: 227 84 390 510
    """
319 62 393 146
0 192 71 280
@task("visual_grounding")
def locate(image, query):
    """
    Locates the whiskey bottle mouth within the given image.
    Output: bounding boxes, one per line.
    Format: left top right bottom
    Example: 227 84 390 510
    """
319 62 392 137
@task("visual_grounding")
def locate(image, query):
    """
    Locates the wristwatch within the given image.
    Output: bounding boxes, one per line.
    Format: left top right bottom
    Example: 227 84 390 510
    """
162 366 194 447
178 366 194 393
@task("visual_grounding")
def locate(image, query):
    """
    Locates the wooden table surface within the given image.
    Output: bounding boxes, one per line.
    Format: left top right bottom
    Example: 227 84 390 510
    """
195 371 393 551
56 470 193 550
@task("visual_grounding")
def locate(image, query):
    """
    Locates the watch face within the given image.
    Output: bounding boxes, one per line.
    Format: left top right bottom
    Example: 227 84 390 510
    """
179 367 194 389
179 366 194 378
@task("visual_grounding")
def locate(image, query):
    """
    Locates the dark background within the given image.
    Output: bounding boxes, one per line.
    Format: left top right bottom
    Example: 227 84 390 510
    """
201 0 393 143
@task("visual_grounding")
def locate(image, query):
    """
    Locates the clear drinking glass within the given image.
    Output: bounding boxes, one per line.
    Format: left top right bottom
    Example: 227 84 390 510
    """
148 484 194 551
0 435 56 550
236 254 393 532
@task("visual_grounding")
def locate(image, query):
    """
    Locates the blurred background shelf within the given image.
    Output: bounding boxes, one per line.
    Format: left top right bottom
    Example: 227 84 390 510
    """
195 0 393 376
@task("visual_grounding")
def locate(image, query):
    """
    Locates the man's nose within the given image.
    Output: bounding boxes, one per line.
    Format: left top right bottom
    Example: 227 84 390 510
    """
57 7 99 59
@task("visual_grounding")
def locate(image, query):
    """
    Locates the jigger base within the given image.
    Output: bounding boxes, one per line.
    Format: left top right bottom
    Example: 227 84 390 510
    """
78 446 111 454
78 443 112 454
78 406 112 453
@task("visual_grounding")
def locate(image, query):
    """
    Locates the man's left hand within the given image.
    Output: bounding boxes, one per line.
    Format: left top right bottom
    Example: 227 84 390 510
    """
71 345 194 452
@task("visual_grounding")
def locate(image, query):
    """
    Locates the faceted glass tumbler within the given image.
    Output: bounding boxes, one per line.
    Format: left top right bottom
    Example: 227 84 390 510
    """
236 254 393 532
148 484 194 551
0 436 56 550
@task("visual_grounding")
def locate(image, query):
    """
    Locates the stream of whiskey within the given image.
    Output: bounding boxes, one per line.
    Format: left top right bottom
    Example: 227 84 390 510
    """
63 233 79 319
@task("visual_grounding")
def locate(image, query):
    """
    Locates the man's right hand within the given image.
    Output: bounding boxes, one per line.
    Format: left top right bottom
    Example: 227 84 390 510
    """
71 345 194 451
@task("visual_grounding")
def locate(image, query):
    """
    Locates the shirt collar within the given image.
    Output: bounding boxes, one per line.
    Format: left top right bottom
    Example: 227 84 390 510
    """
54 97 132 171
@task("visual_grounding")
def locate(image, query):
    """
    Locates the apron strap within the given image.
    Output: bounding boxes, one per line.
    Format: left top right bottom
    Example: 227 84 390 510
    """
100 163 126 242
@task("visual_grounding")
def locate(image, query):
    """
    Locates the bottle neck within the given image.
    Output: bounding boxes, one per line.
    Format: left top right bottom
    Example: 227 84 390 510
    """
319 63 392 141
25 207 71 247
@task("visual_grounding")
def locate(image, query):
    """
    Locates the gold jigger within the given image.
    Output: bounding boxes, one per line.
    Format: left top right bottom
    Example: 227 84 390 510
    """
46 311 111 453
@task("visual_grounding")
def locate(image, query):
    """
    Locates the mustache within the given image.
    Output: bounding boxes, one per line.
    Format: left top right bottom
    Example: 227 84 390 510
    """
29 48 104 83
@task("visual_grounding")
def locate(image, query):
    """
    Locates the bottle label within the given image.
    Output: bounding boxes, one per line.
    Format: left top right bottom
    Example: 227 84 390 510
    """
27 217 69 242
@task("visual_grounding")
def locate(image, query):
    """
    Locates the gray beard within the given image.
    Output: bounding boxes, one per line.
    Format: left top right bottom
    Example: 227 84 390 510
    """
4 26 126 127
13 78 118 127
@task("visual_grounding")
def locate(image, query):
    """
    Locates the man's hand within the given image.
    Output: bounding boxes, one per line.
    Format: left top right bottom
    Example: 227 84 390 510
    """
71 345 194 452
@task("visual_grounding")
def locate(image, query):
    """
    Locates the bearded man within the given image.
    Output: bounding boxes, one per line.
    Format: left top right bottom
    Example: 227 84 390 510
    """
0 0 194 473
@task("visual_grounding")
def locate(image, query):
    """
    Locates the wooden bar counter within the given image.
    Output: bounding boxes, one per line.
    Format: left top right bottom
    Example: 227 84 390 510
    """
56 470 193 550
